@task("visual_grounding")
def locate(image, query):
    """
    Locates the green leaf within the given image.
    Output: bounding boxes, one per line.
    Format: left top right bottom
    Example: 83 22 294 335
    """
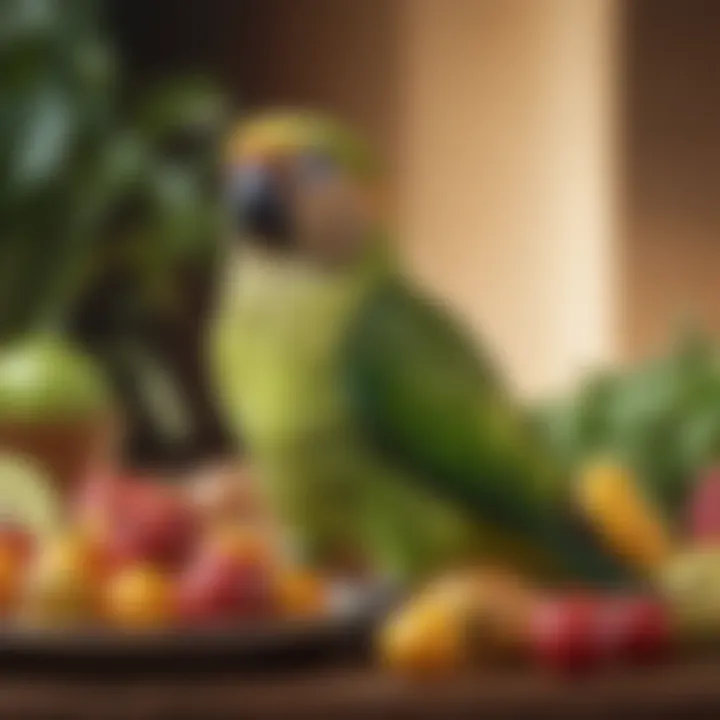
136 77 229 145
0 0 230 454
0 0 58 46
10 86 75 192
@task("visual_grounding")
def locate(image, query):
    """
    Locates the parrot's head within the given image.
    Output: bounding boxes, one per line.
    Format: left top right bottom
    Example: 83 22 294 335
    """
225 110 381 267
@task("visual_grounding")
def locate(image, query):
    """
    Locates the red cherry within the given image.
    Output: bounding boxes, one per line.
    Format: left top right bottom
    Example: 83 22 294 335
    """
108 484 198 569
530 595 605 675
177 551 274 626
601 596 671 664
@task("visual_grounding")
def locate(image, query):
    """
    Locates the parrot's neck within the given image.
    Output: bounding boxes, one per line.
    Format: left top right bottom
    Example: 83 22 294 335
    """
229 240 390 301
214 242 390 452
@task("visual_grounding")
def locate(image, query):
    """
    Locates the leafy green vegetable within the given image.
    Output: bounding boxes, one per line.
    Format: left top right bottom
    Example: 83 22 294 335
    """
536 328 720 521
0 0 231 460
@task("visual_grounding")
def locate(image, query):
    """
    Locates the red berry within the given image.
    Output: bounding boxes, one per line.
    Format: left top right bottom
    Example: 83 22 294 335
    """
107 483 198 570
601 596 671 664
177 551 274 626
530 596 605 675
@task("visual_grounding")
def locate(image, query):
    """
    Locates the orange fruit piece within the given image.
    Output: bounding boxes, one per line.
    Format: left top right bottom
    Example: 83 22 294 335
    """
276 568 326 618
0 545 24 615
23 531 105 626
379 597 467 677
210 525 275 567
105 564 175 630
577 461 673 574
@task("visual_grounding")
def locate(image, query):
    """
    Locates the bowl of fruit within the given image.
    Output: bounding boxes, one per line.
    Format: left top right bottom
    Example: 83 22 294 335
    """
0 455 391 673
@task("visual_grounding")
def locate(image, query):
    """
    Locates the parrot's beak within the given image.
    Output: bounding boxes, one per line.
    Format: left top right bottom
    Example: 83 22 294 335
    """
230 161 291 248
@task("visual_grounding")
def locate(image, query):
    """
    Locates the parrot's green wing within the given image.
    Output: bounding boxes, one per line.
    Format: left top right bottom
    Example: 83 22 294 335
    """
343 277 629 584
344 277 557 528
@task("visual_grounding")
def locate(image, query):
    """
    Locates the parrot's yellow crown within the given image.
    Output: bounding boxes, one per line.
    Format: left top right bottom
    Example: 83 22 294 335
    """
225 110 376 178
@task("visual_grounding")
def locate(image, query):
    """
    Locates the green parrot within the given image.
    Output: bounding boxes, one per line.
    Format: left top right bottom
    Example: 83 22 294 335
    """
211 111 627 585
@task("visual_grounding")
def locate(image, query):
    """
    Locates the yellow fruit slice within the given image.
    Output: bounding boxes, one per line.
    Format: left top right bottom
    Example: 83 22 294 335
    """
379 597 467 677
577 460 673 574
0 453 62 538
105 564 175 630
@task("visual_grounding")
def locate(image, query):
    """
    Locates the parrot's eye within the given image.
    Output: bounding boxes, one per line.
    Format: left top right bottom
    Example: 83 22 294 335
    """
229 163 277 214
233 164 265 199
229 162 290 245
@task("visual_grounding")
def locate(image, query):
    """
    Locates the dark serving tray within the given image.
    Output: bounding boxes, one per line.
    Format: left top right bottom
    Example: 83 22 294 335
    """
0 582 397 676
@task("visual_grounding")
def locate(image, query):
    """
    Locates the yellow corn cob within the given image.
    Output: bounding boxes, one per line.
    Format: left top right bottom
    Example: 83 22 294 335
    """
577 461 673 574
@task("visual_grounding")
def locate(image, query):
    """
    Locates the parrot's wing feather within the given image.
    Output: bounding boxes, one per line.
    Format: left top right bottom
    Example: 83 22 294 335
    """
343 277 554 529
343 278 631 584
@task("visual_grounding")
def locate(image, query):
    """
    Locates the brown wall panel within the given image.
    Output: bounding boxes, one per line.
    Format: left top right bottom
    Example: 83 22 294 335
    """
623 0 720 359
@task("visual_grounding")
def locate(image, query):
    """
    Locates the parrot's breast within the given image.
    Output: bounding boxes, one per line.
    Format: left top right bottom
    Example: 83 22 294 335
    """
211 252 371 452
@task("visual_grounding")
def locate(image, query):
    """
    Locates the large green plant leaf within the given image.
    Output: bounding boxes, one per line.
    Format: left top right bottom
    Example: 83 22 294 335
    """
538 325 720 523
11 85 75 192
0 1 230 460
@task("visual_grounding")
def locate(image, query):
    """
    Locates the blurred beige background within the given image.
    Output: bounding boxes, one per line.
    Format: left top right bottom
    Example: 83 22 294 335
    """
225 0 720 398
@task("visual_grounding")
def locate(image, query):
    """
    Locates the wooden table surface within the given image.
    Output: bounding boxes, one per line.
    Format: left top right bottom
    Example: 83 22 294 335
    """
4 658 720 719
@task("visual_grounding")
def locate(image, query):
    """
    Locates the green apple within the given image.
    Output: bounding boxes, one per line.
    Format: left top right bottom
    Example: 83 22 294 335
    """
0 336 112 422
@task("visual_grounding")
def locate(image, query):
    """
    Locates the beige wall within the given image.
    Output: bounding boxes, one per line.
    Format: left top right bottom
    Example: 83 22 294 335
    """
399 0 619 397
230 0 620 397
